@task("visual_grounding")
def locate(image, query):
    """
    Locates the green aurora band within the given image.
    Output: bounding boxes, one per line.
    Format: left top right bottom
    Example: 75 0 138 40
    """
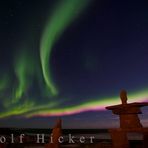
40 0 90 95
13 50 35 103
0 88 147 118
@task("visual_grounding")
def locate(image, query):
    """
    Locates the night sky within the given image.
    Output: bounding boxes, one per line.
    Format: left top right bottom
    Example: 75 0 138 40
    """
0 0 148 128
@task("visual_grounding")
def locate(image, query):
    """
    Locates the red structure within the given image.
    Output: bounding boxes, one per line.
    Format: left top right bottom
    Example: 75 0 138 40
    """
45 118 62 148
106 90 148 148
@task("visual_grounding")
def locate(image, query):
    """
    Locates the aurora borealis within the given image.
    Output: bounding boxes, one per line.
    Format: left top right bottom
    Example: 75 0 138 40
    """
40 0 90 95
0 0 148 128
